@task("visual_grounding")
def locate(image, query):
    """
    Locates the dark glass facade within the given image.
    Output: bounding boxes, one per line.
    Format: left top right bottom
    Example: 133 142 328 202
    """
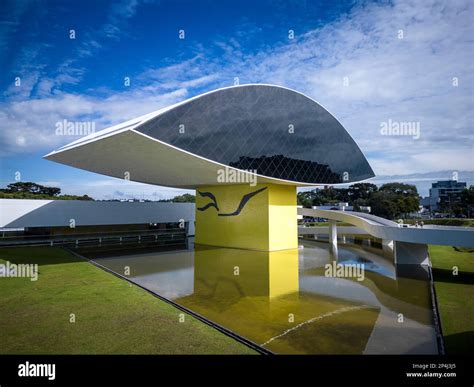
136 85 374 184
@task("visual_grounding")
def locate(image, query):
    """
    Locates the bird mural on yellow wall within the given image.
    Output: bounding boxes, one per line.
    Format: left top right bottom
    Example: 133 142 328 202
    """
197 187 268 217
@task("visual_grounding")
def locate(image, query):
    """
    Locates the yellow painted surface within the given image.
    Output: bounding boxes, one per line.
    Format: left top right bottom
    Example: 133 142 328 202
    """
268 249 299 299
177 245 379 354
195 183 297 251
192 245 299 300
269 184 298 251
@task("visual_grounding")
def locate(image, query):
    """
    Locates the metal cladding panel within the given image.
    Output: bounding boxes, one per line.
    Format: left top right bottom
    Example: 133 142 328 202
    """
136 85 374 184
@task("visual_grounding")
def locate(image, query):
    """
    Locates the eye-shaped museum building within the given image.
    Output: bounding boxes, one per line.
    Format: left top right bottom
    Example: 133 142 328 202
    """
45 84 374 251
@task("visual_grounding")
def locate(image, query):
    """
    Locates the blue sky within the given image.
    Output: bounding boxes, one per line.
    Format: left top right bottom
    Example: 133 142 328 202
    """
0 0 473 199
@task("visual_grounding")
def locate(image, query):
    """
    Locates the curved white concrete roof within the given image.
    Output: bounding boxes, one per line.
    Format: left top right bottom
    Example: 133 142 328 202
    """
44 84 374 189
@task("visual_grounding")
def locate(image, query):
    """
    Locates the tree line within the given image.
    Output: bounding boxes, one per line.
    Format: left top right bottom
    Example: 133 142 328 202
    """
158 193 195 203
0 182 93 200
297 182 420 220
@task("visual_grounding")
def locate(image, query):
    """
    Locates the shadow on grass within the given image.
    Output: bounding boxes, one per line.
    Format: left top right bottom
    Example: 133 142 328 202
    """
0 246 83 266
443 331 474 354
432 268 474 285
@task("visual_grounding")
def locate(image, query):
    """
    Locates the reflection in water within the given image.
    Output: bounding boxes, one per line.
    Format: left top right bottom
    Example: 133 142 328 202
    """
77 238 438 354
192 246 299 300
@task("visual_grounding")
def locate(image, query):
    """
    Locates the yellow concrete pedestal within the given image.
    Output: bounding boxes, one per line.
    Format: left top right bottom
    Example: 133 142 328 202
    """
195 183 297 251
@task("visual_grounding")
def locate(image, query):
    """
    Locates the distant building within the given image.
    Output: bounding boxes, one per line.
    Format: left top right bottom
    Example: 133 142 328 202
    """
428 180 467 212
420 197 430 208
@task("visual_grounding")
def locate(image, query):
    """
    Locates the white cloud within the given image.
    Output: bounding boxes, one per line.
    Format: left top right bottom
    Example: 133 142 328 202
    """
0 86 191 156
212 0 474 176
1 0 473 199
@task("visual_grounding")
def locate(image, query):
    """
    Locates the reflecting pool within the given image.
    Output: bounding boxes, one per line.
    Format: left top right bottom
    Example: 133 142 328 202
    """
75 238 439 354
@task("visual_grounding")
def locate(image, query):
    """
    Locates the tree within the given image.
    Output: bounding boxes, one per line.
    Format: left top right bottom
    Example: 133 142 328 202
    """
1 182 61 196
460 186 474 204
379 182 418 197
311 187 347 206
171 193 195 203
458 186 474 217
41 186 61 196
368 191 399 219
368 183 419 219
0 182 93 200
297 182 421 219
159 193 195 203
297 191 317 207
352 198 368 212
347 183 378 201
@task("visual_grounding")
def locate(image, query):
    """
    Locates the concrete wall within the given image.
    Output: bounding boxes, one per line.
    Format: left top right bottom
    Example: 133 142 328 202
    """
394 241 429 265
0 199 196 234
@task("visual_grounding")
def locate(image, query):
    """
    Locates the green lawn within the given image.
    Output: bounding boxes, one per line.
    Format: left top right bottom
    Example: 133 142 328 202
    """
0 247 255 354
429 245 474 354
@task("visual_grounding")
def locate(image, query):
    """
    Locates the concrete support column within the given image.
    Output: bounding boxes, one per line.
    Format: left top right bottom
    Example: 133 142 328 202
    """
187 220 195 237
195 183 297 251
329 220 337 248
394 241 429 265
382 239 394 255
